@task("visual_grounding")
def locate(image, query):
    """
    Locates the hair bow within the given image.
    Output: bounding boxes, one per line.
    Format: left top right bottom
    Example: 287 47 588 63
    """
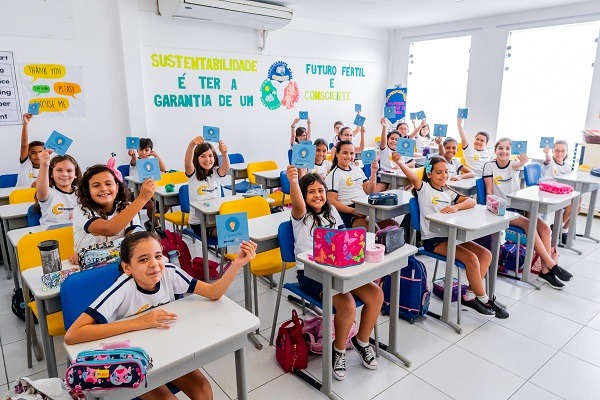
107 153 123 183
424 158 432 174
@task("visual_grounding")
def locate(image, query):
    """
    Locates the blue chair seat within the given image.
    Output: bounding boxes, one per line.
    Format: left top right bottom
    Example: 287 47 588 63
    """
507 225 526 235
223 180 261 194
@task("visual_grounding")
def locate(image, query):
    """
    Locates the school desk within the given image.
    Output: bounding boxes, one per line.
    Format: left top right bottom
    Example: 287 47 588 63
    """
378 169 411 190
7 224 46 289
228 162 249 195
425 205 519 333
154 183 184 230
447 177 477 197
297 236 417 400
252 169 284 191
64 295 259 400
0 186 29 206
351 189 412 232
0 202 32 282
506 186 580 288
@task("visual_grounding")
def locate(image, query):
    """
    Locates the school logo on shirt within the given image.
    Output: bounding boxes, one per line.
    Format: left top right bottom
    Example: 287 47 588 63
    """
345 176 361 186
29 172 35 178
52 203 74 215
553 168 558 176
432 196 449 205
494 176 512 185
136 304 151 315
473 154 479 161
197 185 217 195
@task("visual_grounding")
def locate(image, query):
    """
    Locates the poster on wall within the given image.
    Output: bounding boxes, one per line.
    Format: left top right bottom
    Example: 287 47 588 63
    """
18 62 85 117
0 51 22 126
385 87 407 124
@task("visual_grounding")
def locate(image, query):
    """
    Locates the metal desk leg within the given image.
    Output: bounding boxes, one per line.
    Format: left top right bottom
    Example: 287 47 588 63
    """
9 240 20 289
551 209 562 248
1 218 11 279
441 227 461 333
158 195 166 231
199 215 210 283
583 188 600 242
35 297 58 378
488 231 501 300
386 269 411 367
235 347 248 400
565 188 582 254
321 274 341 400
367 208 376 233
243 263 262 350
521 205 542 289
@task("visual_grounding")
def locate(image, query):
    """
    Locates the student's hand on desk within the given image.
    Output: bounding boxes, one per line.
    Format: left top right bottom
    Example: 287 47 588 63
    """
68 252 79 265
136 309 178 330
140 179 157 200
237 241 258 265
286 165 299 183
440 205 460 214
218 140 227 155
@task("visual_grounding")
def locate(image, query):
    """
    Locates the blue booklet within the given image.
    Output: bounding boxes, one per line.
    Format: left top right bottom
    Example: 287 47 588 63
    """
540 137 554 148
511 141 528 155
457 108 469 119
409 112 417 120
28 102 40 115
299 111 309 120
45 130 73 156
355 104 361 112
397 138 416 157
299 140 312 145
354 114 366 127
416 110 426 120
361 149 376 165
291 143 316 169
138 158 161 181
216 212 249 248
203 126 220 142
126 136 140 150
433 124 448 137
384 106 396 119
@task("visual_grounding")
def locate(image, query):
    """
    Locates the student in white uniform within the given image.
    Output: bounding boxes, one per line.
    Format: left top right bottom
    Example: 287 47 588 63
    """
409 120 431 155
376 119 415 192
457 118 492 177
483 138 573 289
326 141 398 230
394 154 508 318
435 137 475 180
72 164 152 260
16 113 44 187
288 166 382 381
184 136 229 237
34 150 81 226
289 117 312 147
541 140 578 243
65 230 258 400
310 139 332 179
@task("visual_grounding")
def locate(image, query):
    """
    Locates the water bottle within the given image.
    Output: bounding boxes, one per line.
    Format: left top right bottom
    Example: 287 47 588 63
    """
167 250 181 267
38 240 61 275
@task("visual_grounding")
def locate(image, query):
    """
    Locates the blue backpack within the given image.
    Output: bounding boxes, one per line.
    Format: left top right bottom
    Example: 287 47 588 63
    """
381 256 430 324
499 242 526 273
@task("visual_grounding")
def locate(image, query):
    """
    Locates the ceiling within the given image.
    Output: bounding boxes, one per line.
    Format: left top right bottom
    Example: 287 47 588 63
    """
264 0 596 30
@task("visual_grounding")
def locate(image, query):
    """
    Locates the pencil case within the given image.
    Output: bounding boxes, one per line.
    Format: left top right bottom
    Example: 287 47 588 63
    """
368 193 398 206
538 181 574 194
486 195 506 216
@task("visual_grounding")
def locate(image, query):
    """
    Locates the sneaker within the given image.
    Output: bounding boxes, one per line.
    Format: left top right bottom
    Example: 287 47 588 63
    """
552 265 573 282
486 296 509 319
332 347 346 381
351 336 378 370
461 296 495 316
561 233 568 245
537 270 565 289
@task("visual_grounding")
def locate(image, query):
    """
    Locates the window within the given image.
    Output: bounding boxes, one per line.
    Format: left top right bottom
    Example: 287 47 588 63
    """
497 21 600 160
406 35 471 138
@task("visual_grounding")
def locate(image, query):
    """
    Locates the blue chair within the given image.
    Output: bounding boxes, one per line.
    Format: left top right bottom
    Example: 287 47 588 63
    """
27 204 42 227
117 164 130 179
408 198 466 327
279 171 291 205
524 163 542 187
221 153 260 194
0 174 18 188
269 221 378 352
287 148 292 164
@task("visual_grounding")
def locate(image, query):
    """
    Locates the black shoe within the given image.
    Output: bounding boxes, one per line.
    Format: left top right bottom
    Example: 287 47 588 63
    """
332 346 346 381
487 296 509 319
561 233 568 245
552 265 573 282
537 270 565 289
461 297 495 316
350 336 378 370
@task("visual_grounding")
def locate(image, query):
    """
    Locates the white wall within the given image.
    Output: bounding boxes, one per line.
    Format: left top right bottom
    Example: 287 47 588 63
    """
391 1 600 144
0 0 390 175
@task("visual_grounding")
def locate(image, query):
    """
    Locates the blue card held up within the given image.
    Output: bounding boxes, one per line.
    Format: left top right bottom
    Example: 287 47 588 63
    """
203 126 220 142
384 106 396 119
540 137 554 148
299 111 309 120
355 104 362 112
416 110 426 120
410 112 417 120
457 108 469 119
361 149 376 165
216 212 249 248
354 114 366 127
433 124 448 137
291 143 316 169
299 140 312 145
138 158 161 181
44 130 73 156
28 102 40 115
511 141 528 155
126 136 140 150
397 138 416 157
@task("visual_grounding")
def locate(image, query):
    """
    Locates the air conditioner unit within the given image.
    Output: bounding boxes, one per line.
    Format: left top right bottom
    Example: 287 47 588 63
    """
157 0 293 31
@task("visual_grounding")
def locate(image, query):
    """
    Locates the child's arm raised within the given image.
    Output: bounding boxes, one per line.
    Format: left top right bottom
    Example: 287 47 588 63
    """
20 114 32 162
543 146 551 165
193 241 257 300
457 118 468 149
392 153 422 189
287 166 306 220
290 118 300 146
150 150 167 173
512 154 529 170
379 118 387 150
435 136 444 157
128 149 137 166
355 126 366 153
217 140 230 176
87 179 156 237
306 118 312 142
184 136 203 176
35 150 53 202
409 119 425 139
362 160 378 194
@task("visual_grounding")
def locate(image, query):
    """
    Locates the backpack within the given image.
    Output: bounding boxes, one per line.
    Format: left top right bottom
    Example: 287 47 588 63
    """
499 242 526 273
156 228 193 273
301 316 357 354
381 256 430 324
11 288 38 323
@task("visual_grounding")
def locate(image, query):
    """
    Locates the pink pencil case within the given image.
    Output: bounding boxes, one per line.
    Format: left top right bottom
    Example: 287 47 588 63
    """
539 181 573 194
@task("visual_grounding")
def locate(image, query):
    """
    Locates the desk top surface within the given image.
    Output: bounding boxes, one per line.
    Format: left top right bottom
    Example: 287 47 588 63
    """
248 210 291 241
7 225 47 246
22 260 75 299
507 185 580 204
229 163 248 171
0 186 29 199
0 202 33 218
378 169 408 178
352 189 413 208
155 183 184 197
253 169 283 179
425 204 520 230
555 171 600 185
447 178 476 190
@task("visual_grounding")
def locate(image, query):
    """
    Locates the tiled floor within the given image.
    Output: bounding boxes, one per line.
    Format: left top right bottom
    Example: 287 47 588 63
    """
2 215 600 399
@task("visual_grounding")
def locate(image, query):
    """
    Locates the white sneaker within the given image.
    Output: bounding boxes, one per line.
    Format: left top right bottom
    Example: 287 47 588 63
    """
332 347 346 381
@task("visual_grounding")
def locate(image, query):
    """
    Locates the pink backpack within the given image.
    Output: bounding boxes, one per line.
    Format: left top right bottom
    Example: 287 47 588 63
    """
539 181 573 194
302 316 357 354
157 228 193 272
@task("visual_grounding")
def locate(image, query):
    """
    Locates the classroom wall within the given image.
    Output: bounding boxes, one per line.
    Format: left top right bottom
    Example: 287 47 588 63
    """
0 0 390 176
390 1 600 144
